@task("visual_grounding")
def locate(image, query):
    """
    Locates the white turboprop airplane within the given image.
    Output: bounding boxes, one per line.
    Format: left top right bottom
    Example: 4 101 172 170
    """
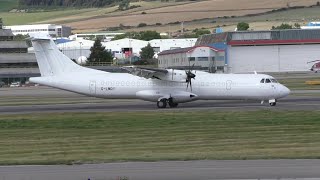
29 35 290 108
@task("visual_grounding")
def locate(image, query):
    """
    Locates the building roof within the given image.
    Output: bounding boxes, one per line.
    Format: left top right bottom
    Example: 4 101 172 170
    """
0 41 28 49
0 53 36 63
196 29 320 46
228 39 320 46
158 46 224 56
0 29 14 37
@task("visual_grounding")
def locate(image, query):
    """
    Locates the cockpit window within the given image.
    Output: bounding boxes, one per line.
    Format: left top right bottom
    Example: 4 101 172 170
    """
260 78 265 83
265 79 271 83
271 79 278 83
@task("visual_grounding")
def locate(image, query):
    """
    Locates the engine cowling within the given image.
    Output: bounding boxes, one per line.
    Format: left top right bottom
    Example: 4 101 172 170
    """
155 69 187 83
136 90 198 103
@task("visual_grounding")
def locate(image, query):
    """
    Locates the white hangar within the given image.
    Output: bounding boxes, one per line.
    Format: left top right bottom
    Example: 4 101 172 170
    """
195 29 320 73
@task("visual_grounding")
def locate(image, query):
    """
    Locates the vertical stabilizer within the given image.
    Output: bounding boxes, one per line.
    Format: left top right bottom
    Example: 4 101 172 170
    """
31 34 82 76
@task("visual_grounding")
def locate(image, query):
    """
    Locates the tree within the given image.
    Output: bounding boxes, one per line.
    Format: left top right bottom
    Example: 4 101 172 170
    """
294 23 301 29
139 31 161 41
272 23 293 30
88 38 113 63
237 22 249 31
112 31 161 41
140 43 154 60
118 0 130 11
193 28 211 36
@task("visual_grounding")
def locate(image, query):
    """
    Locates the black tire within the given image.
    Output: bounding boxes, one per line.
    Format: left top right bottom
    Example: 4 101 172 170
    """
269 102 276 106
168 98 178 108
169 102 178 108
157 99 167 108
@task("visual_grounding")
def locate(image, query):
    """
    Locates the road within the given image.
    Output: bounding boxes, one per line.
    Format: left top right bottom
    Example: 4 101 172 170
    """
1 160 320 180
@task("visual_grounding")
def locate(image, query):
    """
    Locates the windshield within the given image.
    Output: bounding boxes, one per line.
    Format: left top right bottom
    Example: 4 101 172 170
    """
260 78 278 83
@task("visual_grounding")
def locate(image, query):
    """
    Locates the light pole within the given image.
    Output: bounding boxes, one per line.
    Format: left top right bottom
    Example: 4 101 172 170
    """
79 42 83 58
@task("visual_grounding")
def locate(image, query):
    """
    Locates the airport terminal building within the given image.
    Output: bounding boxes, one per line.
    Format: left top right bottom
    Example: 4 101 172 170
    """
0 23 38 85
4 24 72 38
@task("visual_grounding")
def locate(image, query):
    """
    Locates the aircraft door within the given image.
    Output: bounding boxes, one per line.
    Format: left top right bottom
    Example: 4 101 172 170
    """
89 80 96 95
226 80 232 90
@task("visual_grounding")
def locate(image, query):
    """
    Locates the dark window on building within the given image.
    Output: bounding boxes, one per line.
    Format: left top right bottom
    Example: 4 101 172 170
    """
153 47 160 53
188 57 195 61
0 48 27 53
198 57 208 61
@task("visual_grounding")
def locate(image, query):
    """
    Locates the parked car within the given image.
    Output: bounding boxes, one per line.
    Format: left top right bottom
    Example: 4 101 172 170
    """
10 82 21 87
0 81 5 88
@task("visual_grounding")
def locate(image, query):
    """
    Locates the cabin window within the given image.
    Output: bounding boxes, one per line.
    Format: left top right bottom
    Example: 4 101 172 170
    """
260 79 265 83
266 79 271 83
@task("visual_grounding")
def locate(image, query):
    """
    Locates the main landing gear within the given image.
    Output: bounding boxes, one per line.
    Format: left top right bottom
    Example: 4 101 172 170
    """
157 98 178 108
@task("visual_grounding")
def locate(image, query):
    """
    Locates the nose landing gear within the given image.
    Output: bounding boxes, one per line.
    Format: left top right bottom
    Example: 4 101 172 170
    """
269 99 277 106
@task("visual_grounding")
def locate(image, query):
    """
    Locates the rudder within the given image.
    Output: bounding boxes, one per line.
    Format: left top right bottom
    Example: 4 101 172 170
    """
31 34 82 77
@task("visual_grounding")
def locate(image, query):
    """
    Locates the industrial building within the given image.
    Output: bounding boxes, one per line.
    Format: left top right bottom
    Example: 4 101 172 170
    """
69 32 125 41
56 38 197 63
301 22 320 29
4 24 72 37
158 46 225 73
160 29 320 73
0 23 38 85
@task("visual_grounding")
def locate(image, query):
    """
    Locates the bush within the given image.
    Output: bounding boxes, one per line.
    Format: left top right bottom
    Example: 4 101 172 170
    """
137 23 147 27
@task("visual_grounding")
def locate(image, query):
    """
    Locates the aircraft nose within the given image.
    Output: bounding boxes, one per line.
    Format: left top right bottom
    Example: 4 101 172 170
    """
281 85 291 97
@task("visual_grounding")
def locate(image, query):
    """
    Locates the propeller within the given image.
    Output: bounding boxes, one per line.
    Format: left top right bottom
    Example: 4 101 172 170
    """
186 63 196 91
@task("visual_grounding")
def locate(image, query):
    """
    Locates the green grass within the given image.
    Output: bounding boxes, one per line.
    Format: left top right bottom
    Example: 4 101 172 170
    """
0 8 94 25
0 0 18 12
208 6 320 24
0 110 319 165
0 1 189 25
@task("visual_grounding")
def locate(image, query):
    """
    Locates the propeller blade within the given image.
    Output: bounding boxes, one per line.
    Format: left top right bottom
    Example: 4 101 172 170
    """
186 79 189 90
172 69 174 80
190 79 192 92
191 63 195 71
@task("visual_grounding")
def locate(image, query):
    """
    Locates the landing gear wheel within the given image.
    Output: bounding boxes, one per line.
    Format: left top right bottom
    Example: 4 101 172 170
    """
157 98 167 108
169 102 178 108
269 102 277 106
168 98 178 108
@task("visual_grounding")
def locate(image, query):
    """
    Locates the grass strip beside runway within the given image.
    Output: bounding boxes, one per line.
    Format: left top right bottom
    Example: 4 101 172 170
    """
0 110 319 165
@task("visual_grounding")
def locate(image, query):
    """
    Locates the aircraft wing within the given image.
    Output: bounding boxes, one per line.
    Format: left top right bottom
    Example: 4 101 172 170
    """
122 66 168 79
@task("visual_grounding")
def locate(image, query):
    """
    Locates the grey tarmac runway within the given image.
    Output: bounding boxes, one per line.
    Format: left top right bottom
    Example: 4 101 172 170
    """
1 96 320 114
1 160 320 180
0 86 320 114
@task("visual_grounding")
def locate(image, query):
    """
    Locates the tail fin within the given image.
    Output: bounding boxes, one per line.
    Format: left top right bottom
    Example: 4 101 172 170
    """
31 34 82 77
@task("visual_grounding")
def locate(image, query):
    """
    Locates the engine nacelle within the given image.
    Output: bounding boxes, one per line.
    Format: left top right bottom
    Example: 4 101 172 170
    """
136 90 198 103
156 69 187 83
